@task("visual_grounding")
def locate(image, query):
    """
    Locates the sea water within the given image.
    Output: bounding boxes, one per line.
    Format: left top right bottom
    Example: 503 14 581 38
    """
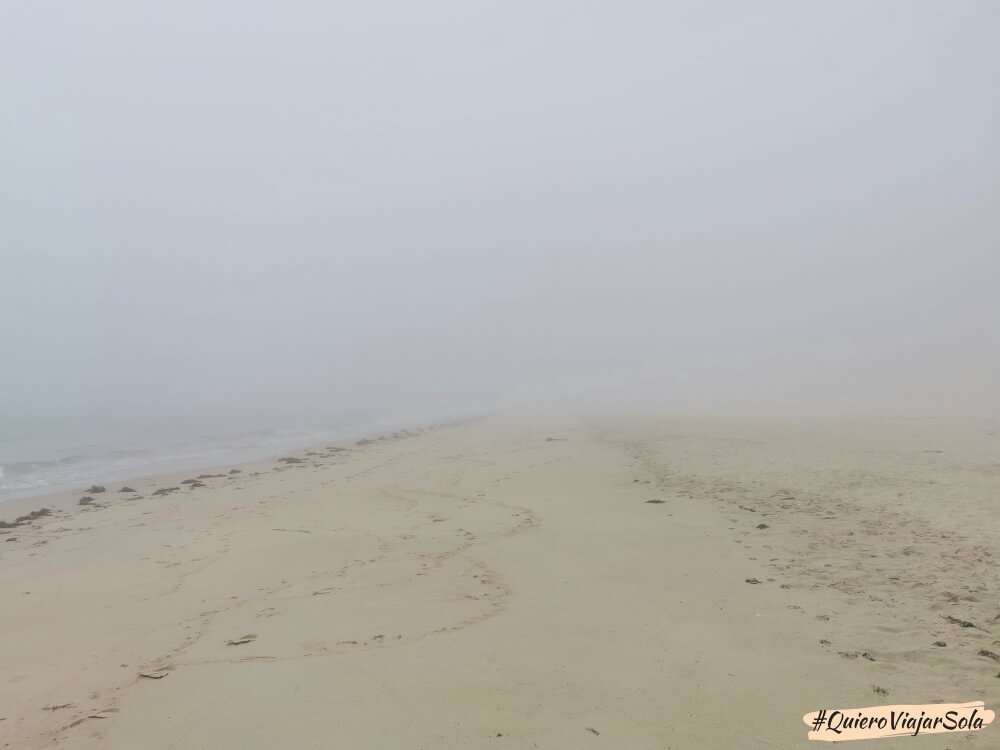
0 408 428 503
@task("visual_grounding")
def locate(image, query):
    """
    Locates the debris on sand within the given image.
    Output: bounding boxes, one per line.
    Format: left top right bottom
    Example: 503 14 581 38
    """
645 499 665 504
738 505 758 513
278 457 305 464
229 469 242 474
197 474 226 479
78 496 96 506
943 615 984 631
226 634 257 646
978 649 1000 662
872 685 889 697
86 485 106 494
138 669 170 679
933 641 947 647
5 537 16 542
755 523 770 529
186 481 206 489
151 487 180 497
180 479 198 485
42 703 74 711
745 578 762 584
0 508 54 529
119 486 136 493
585 727 601 736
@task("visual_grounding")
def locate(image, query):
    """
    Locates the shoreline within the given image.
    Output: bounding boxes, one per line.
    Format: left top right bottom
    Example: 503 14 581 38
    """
0 417 478 528
0 407 493 508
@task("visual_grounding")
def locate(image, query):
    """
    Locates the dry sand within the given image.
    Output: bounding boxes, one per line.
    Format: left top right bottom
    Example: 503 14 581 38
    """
1 414 998 749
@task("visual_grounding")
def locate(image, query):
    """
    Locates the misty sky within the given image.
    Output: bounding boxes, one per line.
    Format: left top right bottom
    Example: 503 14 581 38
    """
2 1 998 423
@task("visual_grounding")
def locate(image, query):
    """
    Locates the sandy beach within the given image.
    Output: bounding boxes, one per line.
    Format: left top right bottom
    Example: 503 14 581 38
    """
2 414 998 749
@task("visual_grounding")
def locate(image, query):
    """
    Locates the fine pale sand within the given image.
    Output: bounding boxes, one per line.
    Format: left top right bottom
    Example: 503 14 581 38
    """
2 414 999 749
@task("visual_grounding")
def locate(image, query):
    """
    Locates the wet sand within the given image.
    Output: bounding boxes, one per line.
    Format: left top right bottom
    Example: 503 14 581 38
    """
2 414 998 749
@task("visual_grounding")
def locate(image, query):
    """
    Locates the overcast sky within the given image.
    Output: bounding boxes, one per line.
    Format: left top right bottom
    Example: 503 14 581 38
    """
2 0 998 424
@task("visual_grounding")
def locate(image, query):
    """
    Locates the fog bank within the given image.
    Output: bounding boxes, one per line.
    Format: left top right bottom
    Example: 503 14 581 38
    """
3 1 998 423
